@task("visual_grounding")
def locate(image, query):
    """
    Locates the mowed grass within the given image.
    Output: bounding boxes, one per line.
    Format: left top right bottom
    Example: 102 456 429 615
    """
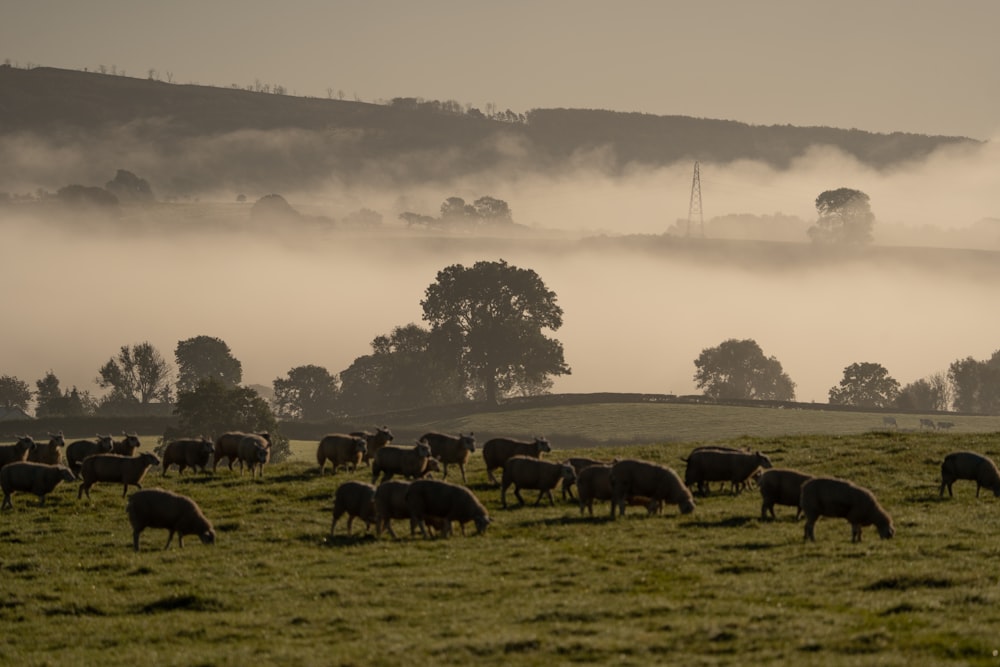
4 407 1000 665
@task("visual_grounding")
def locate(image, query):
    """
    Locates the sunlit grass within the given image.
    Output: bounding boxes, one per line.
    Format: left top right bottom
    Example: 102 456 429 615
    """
4 415 1000 664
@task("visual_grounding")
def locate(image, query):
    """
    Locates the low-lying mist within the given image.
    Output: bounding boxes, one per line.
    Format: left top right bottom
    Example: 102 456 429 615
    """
2 210 997 407
1 131 998 408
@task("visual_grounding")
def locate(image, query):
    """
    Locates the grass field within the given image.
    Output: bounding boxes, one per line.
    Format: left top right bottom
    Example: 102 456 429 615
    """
4 403 1000 666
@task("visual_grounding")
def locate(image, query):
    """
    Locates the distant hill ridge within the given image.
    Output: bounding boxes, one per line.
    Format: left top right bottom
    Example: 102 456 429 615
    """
0 64 978 187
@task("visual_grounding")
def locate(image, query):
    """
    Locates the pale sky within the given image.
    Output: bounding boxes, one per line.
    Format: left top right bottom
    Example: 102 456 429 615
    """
3 0 998 140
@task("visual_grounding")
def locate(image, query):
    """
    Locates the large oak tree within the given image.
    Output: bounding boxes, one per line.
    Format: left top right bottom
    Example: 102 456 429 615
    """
421 259 570 404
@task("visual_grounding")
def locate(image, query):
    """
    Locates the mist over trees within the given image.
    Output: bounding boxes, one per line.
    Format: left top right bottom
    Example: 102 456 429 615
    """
828 362 900 408
693 339 796 401
808 188 875 244
0 66 977 199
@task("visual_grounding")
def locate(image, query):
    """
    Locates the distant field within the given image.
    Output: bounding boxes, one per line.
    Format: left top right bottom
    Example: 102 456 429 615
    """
5 405 1000 665
283 402 1000 461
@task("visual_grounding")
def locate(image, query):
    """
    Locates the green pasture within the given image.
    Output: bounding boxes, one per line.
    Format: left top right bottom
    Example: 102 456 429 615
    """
3 403 1000 665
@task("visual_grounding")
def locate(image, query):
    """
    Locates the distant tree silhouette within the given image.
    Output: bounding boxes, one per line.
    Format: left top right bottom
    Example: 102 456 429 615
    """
896 372 951 411
808 188 874 244
175 335 242 394
96 342 172 405
828 362 899 408
250 194 299 222
694 338 795 401
0 375 31 410
948 352 1000 414
105 169 154 204
272 365 339 421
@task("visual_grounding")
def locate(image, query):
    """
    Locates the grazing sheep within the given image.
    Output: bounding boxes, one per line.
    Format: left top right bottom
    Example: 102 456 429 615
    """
1 462 76 509
800 477 894 542
482 436 551 485
126 488 215 551
919 418 937 430
405 478 490 538
237 434 270 478
758 468 814 521
0 436 37 470
317 434 368 475
213 432 271 471
331 481 377 536
684 448 773 496
609 459 695 519
78 452 161 499
574 464 664 517
373 480 417 539
940 451 1000 498
500 456 576 508
351 426 394 464
562 456 607 500
66 435 115 476
161 438 215 476
112 432 142 456
28 432 66 466
419 432 476 483
371 442 432 484
423 457 442 477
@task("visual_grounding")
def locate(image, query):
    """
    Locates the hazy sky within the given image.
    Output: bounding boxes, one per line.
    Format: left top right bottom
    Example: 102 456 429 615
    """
3 0 999 140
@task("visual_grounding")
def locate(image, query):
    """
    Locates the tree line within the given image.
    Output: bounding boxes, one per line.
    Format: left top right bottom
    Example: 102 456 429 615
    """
3 257 996 424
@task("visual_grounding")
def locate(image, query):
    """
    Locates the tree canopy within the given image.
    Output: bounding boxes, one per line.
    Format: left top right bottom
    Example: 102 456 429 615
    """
0 375 31 410
272 364 339 422
693 338 796 401
96 342 172 407
808 187 875 244
338 324 465 415
175 335 243 394
34 371 95 418
420 260 570 404
948 351 1000 414
828 362 900 408
170 378 289 462
895 373 951 412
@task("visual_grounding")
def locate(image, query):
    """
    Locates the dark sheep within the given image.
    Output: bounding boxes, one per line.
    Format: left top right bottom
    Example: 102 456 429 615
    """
66 435 114 476
500 456 576 508
758 468 814 520
214 432 271 471
27 432 66 466
126 488 215 551
237 434 270 478
609 459 695 519
78 452 161 499
800 477 894 542
1 462 76 509
482 436 551 485
405 478 491 538
0 436 37 470
161 438 215 476
317 434 368 474
419 432 476 483
371 442 432 484
331 481 377 536
562 456 607 500
939 451 1000 498
351 426 394 464
576 464 661 516
683 448 773 496
373 479 417 539
112 432 142 456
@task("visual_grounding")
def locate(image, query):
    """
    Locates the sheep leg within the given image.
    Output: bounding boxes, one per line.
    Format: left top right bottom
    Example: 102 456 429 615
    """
533 489 547 506
514 487 526 507
803 518 817 542
164 530 176 550
2 494 11 510
851 524 862 542
458 464 467 484
132 530 142 551
487 469 499 485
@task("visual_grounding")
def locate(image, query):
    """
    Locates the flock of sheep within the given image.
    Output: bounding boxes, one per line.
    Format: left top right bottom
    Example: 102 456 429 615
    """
2 427 999 550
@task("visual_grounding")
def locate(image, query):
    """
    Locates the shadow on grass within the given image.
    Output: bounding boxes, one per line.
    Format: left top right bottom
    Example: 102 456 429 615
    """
687 516 756 529
319 533 379 548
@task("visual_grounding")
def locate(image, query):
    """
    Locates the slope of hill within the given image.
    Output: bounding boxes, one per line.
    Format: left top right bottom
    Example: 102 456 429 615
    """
0 65 979 194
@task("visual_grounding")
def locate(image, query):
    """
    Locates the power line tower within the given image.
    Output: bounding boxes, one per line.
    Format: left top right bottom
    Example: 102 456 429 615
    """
686 161 704 237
